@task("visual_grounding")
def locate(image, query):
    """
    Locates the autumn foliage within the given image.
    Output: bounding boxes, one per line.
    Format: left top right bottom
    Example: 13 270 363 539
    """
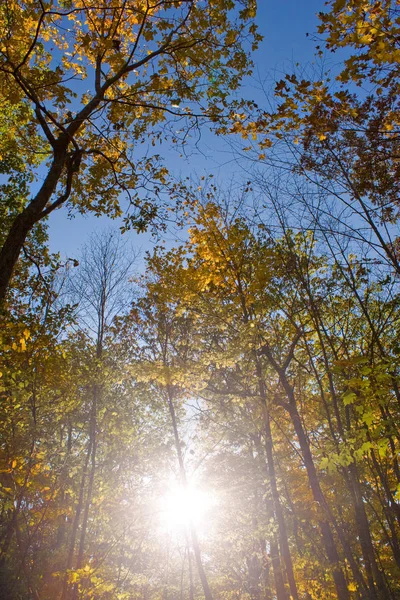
0 2 400 600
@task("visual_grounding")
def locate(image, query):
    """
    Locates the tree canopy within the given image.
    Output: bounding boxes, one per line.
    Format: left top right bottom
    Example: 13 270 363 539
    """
1 1 400 599
0 0 259 301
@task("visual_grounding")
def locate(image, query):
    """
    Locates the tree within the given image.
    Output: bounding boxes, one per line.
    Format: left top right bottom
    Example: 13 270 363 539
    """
0 0 259 302
120 283 216 600
139 197 400 598
243 0 400 277
0 230 173 599
61 231 136 600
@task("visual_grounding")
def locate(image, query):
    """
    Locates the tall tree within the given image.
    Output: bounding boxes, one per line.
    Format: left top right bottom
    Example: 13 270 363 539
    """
0 0 259 302
140 197 400 599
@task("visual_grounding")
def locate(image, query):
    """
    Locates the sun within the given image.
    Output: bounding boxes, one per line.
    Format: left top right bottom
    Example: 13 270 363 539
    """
159 483 214 532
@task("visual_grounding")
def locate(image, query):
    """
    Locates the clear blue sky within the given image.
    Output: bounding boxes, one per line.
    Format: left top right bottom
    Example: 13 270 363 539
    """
48 0 324 258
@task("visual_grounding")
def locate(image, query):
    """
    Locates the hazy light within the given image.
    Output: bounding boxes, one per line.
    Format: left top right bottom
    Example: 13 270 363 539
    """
159 483 214 532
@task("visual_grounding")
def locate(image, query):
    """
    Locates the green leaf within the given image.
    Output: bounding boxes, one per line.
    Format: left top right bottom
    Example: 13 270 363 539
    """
343 392 356 406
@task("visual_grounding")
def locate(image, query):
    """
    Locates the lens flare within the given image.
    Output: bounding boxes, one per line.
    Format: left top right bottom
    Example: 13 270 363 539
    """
159 483 214 532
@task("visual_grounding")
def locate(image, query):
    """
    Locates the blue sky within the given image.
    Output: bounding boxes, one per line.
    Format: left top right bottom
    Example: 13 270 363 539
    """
47 0 324 258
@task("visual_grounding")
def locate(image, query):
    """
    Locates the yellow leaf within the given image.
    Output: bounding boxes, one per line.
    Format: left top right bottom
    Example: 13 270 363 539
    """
319 133 327 141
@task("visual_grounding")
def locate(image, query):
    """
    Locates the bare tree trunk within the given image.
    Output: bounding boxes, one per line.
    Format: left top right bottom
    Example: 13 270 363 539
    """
261 343 351 600
255 360 298 600
347 464 389 599
185 529 195 600
166 385 214 600
286 401 350 600
61 433 93 600
75 386 98 572
259 536 273 600
250 435 288 600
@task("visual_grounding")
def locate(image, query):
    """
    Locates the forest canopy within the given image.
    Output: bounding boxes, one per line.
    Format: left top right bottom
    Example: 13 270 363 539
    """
0 2 400 600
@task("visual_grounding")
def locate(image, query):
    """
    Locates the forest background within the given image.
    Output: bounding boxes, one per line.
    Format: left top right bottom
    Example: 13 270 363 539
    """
0 1 400 600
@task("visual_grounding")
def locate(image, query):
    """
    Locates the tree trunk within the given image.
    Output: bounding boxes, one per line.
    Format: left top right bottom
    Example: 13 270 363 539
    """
166 385 214 600
61 432 93 600
75 385 98 572
287 403 350 600
262 351 351 600
0 149 67 303
347 463 389 599
255 360 298 600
